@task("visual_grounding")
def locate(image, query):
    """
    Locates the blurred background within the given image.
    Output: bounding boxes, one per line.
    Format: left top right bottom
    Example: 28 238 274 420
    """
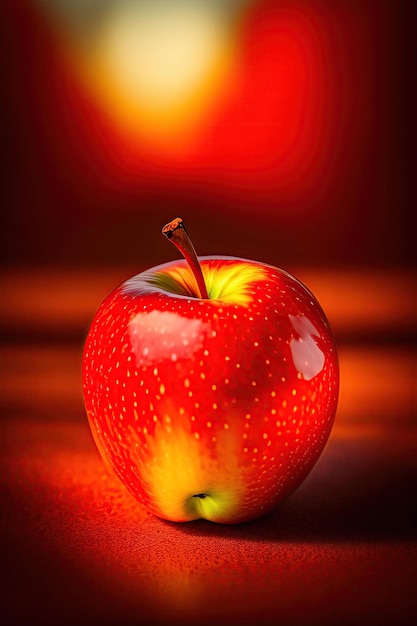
1 2 416 626
1 0 414 269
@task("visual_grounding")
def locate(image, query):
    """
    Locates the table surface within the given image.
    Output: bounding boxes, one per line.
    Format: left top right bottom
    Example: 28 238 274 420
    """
1 267 417 626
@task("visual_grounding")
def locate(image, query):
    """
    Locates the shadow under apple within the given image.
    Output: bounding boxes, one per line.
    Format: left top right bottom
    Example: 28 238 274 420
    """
164 433 417 543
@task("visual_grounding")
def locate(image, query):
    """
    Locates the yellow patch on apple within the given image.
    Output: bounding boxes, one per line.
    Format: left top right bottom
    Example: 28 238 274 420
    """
127 409 247 523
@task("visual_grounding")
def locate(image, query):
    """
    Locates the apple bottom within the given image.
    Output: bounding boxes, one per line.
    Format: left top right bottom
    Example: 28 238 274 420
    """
131 423 246 523
93 410 326 525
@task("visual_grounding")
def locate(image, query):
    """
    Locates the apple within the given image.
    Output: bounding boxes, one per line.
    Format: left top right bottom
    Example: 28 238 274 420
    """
82 218 339 524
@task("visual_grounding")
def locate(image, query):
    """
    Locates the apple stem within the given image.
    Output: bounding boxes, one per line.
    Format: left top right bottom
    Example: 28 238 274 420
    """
162 218 209 299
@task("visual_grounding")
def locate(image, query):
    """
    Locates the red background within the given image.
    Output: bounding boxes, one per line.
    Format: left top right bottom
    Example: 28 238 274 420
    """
1 2 416 625
1 0 415 270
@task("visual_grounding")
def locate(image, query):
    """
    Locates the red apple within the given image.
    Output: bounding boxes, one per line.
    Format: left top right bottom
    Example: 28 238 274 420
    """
82 219 339 524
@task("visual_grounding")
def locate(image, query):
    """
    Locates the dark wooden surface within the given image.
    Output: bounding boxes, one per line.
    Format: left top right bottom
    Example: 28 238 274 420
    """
1 267 417 626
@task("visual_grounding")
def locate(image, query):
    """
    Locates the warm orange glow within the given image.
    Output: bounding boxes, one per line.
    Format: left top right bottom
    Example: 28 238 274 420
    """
2 268 415 338
2 267 415 426
32 0 374 211
41 0 247 154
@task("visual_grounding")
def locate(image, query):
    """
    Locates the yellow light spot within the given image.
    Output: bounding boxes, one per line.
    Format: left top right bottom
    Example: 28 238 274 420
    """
224 423 229 429
184 378 190 388
159 383 165 395
271 390 276 397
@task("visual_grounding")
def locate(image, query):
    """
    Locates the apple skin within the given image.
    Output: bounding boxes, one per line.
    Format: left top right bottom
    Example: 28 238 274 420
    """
82 256 339 524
